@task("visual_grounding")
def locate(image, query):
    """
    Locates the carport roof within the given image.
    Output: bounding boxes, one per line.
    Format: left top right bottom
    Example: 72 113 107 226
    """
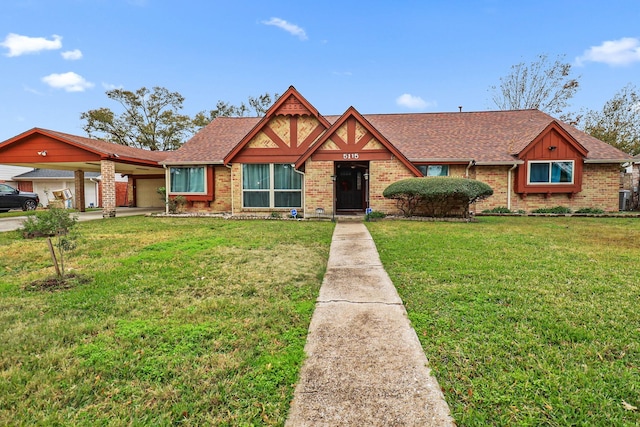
0 128 168 174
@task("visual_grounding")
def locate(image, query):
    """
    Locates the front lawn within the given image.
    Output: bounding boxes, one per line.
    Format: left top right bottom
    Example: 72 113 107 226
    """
0 217 334 426
368 217 640 426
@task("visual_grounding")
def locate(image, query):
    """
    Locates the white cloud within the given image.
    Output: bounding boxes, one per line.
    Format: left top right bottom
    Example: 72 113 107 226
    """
0 33 62 57
396 93 435 110
102 82 123 90
61 49 82 60
576 37 640 66
42 72 94 92
262 17 307 40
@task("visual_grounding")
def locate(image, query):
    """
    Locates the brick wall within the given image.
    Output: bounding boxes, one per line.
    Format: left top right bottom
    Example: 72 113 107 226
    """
100 160 116 217
210 166 231 212
304 160 334 217
474 163 621 213
369 158 416 214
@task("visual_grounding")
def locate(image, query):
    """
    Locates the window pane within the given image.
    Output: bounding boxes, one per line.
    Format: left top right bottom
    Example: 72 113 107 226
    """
418 165 428 176
275 191 302 208
170 167 205 192
530 163 550 183
243 191 269 207
427 165 449 177
551 162 573 183
243 164 270 190
274 164 301 189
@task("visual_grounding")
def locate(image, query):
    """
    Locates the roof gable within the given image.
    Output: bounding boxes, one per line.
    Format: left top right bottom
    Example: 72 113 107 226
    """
517 121 588 159
296 106 423 176
223 86 330 165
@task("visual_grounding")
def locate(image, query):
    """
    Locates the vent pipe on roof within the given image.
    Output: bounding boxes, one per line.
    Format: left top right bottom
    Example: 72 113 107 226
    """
458 106 462 112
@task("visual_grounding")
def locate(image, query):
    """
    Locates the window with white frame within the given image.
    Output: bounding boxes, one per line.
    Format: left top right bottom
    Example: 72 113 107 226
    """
528 161 574 184
170 166 206 193
242 164 302 208
418 165 449 177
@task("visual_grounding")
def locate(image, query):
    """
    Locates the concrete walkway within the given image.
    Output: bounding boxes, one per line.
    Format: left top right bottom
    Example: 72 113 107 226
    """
286 223 454 426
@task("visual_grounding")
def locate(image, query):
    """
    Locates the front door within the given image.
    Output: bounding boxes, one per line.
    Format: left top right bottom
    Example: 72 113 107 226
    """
336 162 368 211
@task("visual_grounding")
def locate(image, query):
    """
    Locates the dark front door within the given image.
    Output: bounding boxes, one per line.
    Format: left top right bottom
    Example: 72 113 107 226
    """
336 162 368 211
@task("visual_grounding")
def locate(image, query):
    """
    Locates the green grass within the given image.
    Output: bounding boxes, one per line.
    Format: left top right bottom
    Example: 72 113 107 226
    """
368 217 640 426
0 217 334 426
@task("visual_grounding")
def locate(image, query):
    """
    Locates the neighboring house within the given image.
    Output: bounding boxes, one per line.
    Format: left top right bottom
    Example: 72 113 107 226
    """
0 165 33 187
160 86 631 216
11 168 129 208
0 129 168 215
0 86 632 216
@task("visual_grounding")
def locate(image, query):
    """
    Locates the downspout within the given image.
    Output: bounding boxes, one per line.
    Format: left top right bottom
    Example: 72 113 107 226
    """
225 163 233 215
465 160 475 178
507 164 518 211
293 165 305 218
163 165 169 215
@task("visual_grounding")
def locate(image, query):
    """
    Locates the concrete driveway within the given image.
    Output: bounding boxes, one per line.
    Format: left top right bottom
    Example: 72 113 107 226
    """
0 207 163 233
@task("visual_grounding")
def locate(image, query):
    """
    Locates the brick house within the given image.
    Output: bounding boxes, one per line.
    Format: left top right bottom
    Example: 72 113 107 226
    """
160 86 631 216
0 86 632 217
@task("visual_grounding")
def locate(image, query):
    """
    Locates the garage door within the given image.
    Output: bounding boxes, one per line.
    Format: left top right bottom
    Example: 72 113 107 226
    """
136 178 165 207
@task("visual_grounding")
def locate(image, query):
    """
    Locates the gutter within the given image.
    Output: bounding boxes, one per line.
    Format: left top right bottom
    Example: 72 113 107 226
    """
583 159 633 164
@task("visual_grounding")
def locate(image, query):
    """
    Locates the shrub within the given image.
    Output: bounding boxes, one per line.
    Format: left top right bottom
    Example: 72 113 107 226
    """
157 187 187 213
575 207 605 214
383 177 493 218
531 206 572 214
482 206 512 214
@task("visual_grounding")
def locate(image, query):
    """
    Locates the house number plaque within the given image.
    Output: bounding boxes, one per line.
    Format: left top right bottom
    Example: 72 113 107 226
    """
343 153 359 159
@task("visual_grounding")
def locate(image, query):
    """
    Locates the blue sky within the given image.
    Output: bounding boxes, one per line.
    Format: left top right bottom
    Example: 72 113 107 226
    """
1 0 639 143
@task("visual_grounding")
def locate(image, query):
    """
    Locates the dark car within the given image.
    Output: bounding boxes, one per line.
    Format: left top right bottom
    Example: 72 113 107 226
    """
0 183 39 212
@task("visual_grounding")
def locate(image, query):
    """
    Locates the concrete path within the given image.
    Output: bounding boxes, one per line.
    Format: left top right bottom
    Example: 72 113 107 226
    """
286 223 454 426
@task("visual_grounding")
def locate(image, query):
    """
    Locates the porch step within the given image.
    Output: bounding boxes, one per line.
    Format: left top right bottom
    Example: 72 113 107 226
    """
335 215 365 222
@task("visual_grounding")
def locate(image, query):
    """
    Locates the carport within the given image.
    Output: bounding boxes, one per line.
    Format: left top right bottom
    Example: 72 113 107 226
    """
0 128 168 217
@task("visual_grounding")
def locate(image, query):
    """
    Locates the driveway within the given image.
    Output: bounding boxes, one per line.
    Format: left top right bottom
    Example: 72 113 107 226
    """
0 207 164 233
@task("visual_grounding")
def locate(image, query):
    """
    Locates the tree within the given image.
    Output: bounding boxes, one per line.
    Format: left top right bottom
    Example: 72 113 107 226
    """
81 86 195 151
193 92 279 127
81 87 279 151
580 84 640 155
490 54 580 120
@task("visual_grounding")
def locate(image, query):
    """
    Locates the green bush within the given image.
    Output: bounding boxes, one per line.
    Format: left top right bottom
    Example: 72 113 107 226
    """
575 207 605 214
531 206 572 214
482 206 512 214
157 187 187 213
383 177 493 218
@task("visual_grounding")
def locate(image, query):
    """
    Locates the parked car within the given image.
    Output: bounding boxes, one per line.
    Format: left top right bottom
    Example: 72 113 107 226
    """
0 183 39 212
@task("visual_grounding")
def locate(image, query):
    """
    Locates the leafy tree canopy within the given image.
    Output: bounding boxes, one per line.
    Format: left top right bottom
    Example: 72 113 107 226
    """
490 54 580 120
81 87 279 151
580 84 640 156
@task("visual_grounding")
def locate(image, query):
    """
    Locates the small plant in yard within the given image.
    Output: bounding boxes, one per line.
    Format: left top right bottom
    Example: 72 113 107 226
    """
157 187 187 213
366 210 386 221
531 205 572 214
482 206 512 214
575 207 605 214
20 208 80 286
270 211 282 219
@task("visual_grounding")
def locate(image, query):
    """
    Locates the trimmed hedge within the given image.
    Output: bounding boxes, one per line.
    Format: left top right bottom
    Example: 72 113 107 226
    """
383 177 493 217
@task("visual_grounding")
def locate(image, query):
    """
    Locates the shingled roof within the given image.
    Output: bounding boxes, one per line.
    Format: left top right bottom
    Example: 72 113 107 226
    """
162 109 630 165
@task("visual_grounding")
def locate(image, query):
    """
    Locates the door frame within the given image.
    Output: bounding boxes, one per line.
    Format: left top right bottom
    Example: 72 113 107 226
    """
334 161 369 213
